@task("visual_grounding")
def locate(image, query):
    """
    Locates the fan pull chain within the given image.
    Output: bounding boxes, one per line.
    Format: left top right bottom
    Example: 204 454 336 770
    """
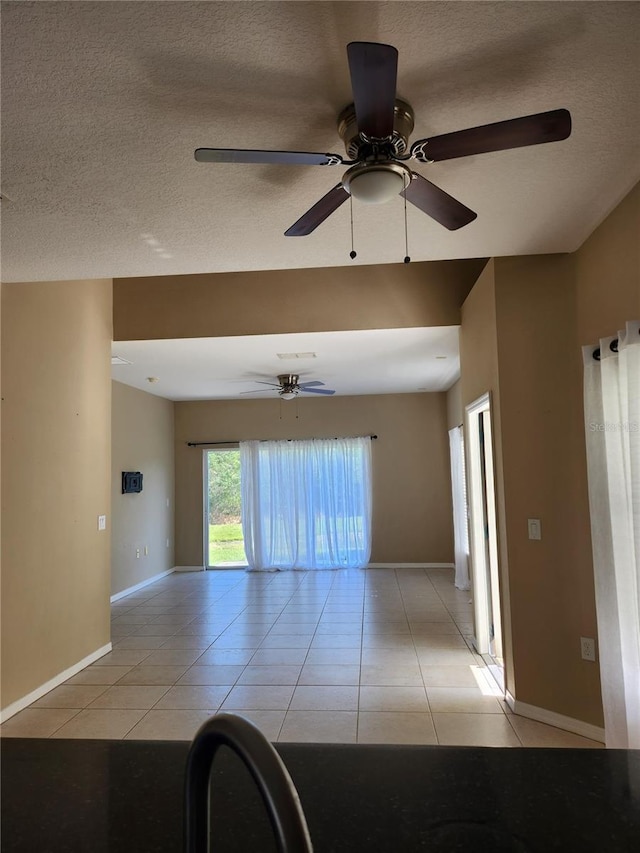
349 194 357 260
403 174 411 264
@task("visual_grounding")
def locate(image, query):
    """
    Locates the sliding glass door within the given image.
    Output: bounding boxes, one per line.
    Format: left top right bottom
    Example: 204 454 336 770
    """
204 449 247 569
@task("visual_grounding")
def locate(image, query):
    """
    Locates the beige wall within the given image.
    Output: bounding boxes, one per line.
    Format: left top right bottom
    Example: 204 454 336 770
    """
1 280 112 710
461 255 603 723
575 181 640 344
459 260 515 694
113 259 486 341
111 382 175 595
493 254 602 724
174 393 453 567
445 380 462 430
457 182 639 728
460 260 500 405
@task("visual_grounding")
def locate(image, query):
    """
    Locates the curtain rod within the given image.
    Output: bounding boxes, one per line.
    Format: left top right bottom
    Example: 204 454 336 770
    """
187 435 378 447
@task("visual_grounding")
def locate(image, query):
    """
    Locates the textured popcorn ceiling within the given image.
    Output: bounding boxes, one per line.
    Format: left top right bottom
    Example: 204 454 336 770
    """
1 1 639 284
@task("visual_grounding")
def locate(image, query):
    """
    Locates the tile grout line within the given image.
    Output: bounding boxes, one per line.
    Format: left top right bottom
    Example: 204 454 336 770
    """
355 571 366 743
274 570 315 742
502 710 525 746
411 570 438 741
46 707 84 739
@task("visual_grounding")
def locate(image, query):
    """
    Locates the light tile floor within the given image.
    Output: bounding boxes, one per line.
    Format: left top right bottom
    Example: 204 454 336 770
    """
1 568 603 748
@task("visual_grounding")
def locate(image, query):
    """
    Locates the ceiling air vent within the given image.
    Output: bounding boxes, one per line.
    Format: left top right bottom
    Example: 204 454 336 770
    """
111 355 132 365
276 352 317 360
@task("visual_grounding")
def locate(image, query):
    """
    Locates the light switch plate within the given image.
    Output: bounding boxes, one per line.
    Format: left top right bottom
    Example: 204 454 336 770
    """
98 515 106 531
528 518 541 540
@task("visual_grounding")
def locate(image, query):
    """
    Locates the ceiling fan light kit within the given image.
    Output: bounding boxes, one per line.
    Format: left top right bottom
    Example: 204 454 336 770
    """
241 374 336 401
342 161 411 204
195 41 571 243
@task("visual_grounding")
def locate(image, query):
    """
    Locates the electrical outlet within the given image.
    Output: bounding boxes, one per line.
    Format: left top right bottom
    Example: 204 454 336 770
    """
580 637 596 661
97 515 106 531
136 548 140 559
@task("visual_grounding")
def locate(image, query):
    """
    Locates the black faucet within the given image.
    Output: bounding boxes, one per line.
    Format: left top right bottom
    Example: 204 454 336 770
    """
184 713 314 852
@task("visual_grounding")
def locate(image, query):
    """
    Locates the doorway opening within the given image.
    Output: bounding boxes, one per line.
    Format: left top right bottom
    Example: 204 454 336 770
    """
465 393 504 682
204 448 247 569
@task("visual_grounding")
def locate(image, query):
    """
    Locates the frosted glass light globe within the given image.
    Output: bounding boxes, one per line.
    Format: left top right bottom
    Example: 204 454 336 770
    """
347 168 405 204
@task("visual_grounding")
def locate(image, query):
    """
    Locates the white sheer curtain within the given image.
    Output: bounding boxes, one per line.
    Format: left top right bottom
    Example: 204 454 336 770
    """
240 436 372 571
449 426 470 590
583 320 640 749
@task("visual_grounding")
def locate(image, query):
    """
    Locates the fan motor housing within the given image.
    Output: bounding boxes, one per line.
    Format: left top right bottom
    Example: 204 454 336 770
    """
338 99 415 159
277 374 300 392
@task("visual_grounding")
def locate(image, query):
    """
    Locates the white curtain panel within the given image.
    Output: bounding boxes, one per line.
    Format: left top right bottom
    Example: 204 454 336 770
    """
240 436 372 571
449 426 471 590
583 320 640 748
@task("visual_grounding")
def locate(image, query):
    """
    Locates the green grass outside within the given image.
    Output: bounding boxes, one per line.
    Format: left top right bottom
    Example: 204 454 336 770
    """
209 521 246 564
210 522 243 542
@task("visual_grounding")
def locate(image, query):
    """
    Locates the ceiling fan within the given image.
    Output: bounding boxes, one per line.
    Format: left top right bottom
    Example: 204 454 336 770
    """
241 374 336 400
195 41 571 236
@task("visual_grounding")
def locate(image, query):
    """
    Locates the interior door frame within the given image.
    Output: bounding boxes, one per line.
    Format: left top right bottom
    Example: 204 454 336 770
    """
465 391 503 659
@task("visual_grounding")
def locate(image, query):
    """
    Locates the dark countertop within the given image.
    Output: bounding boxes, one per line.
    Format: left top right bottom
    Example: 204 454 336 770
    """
1 738 639 852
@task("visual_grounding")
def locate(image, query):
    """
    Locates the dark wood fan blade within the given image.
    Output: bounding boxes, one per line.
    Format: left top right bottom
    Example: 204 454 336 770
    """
195 148 344 166
347 42 398 139
298 381 325 388
284 185 349 237
302 387 335 395
402 174 477 231
410 109 571 162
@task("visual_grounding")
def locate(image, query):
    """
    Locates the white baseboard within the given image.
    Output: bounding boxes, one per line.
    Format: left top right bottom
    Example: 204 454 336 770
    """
110 568 176 603
505 691 605 743
0 642 113 724
173 565 205 572
367 563 455 569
